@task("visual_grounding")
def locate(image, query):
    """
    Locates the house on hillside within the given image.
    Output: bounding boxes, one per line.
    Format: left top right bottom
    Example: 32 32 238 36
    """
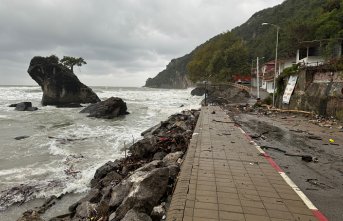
296 40 343 66
261 58 295 93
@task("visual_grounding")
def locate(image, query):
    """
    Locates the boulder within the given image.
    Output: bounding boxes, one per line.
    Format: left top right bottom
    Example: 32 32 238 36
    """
91 160 121 187
150 205 166 221
129 137 158 158
68 188 101 213
112 168 169 221
27 56 100 106
167 164 180 179
153 151 167 160
109 180 133 208
100 171 123 187
80 97 129 119
191 87 206 96
17 210 45 221
120 209 152 221
162 151 184 166
10 102 38 111
74 201 97 219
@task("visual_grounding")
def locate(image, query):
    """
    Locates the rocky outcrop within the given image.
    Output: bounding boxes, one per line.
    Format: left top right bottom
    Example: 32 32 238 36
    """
192 84 250 105
9 102 38 111
145 53 194 89
27 56 100 106
80 97 129 119
191 87 206 96
21 109 199 221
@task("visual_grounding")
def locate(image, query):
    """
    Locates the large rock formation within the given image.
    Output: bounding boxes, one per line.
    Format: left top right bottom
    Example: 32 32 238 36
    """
144 53 193 89
27 56 100 106
80 97 129 119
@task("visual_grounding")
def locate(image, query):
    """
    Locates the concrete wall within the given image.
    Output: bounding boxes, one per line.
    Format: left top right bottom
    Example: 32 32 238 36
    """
279 70 343 118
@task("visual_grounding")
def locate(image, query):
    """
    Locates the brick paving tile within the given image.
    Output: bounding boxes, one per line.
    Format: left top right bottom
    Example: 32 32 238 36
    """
244 214 271 221
193 208 219 219
219 211 245 220
195 202 219 210
166 106 318 221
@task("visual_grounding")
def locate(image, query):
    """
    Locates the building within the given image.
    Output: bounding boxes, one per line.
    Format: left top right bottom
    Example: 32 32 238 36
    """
296 40 343 66
261 59 295 93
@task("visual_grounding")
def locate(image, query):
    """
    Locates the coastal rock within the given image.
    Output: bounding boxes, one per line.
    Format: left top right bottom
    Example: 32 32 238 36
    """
10 102 38 111
100 171 123 187
17 210 45 221
27 56 100 106
167 164 180 179
80 97 129 119
74 201 97 219
151 204 166 221
14 136 30 140
26 109 200 221
129 137 158 158
69 189 101 213
153 151 167 160
135 160 163 172
162 151 184 166
109 180 133 208
120 209 152 221
112 167 169 221
191 87 206 96
91 160 121 187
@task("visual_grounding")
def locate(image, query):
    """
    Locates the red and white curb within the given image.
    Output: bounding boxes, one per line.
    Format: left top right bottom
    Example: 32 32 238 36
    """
238 127 329 221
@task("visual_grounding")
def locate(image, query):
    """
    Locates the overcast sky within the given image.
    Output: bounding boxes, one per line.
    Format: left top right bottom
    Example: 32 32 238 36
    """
0 0 283 87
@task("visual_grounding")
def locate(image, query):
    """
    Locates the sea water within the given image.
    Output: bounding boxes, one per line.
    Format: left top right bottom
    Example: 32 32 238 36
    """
0 86 202 219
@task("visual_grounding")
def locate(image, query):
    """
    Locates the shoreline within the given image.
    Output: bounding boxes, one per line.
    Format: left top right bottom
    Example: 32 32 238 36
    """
16 109 200 221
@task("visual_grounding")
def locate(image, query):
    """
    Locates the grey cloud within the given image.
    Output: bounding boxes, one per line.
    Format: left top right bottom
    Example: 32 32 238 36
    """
0 0 283 86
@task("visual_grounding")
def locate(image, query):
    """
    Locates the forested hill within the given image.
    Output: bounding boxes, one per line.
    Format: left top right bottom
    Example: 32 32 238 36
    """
144 0 343 88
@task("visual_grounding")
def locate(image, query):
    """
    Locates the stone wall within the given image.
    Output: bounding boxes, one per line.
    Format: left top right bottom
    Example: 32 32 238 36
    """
279 70 343 119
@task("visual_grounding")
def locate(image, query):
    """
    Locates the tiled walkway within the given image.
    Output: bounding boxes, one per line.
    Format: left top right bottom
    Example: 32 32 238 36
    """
167 106 318 221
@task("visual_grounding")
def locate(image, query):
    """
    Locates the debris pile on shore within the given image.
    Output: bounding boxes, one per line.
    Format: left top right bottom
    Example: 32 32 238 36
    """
17 109 200 221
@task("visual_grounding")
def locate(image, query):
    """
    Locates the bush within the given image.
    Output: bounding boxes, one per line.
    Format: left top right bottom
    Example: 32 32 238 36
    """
262 94 273 105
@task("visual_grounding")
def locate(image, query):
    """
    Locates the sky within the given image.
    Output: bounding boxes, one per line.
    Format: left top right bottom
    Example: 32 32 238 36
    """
0 0 284 87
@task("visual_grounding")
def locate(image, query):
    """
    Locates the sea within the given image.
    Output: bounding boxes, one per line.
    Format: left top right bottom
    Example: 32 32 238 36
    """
0 85 202 220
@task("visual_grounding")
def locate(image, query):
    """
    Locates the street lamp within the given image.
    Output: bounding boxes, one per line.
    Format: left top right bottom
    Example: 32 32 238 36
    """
262 22 280 108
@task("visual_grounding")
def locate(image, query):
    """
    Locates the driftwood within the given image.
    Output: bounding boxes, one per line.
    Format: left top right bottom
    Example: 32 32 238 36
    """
267 107 314 115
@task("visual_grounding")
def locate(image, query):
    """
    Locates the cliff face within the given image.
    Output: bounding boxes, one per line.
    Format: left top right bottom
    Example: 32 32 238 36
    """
144 54 194 89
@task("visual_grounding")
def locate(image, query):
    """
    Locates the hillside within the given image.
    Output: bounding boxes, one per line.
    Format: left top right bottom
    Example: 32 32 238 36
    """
145 0 343 88
144 53 193 89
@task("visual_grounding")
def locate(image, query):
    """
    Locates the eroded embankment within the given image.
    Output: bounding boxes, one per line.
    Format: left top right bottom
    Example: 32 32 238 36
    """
17 109 200 221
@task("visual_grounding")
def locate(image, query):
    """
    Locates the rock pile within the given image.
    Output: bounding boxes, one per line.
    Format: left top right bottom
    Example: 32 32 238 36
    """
18 109 199 221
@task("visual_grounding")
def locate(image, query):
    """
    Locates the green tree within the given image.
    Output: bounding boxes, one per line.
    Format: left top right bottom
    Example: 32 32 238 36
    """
187 32 249 83
60 56 87 72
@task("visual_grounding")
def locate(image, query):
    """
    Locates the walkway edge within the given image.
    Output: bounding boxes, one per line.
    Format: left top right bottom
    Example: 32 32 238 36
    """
236 122 329 221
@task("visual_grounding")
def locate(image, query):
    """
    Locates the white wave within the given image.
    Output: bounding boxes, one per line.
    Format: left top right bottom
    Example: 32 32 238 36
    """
0 86 202 209
46 140 70 156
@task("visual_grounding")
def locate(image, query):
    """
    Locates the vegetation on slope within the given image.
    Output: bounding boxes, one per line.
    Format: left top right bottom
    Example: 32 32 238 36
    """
146 0 343 87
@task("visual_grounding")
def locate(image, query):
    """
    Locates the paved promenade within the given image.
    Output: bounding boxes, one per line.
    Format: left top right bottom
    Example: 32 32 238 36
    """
167 106 321 221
